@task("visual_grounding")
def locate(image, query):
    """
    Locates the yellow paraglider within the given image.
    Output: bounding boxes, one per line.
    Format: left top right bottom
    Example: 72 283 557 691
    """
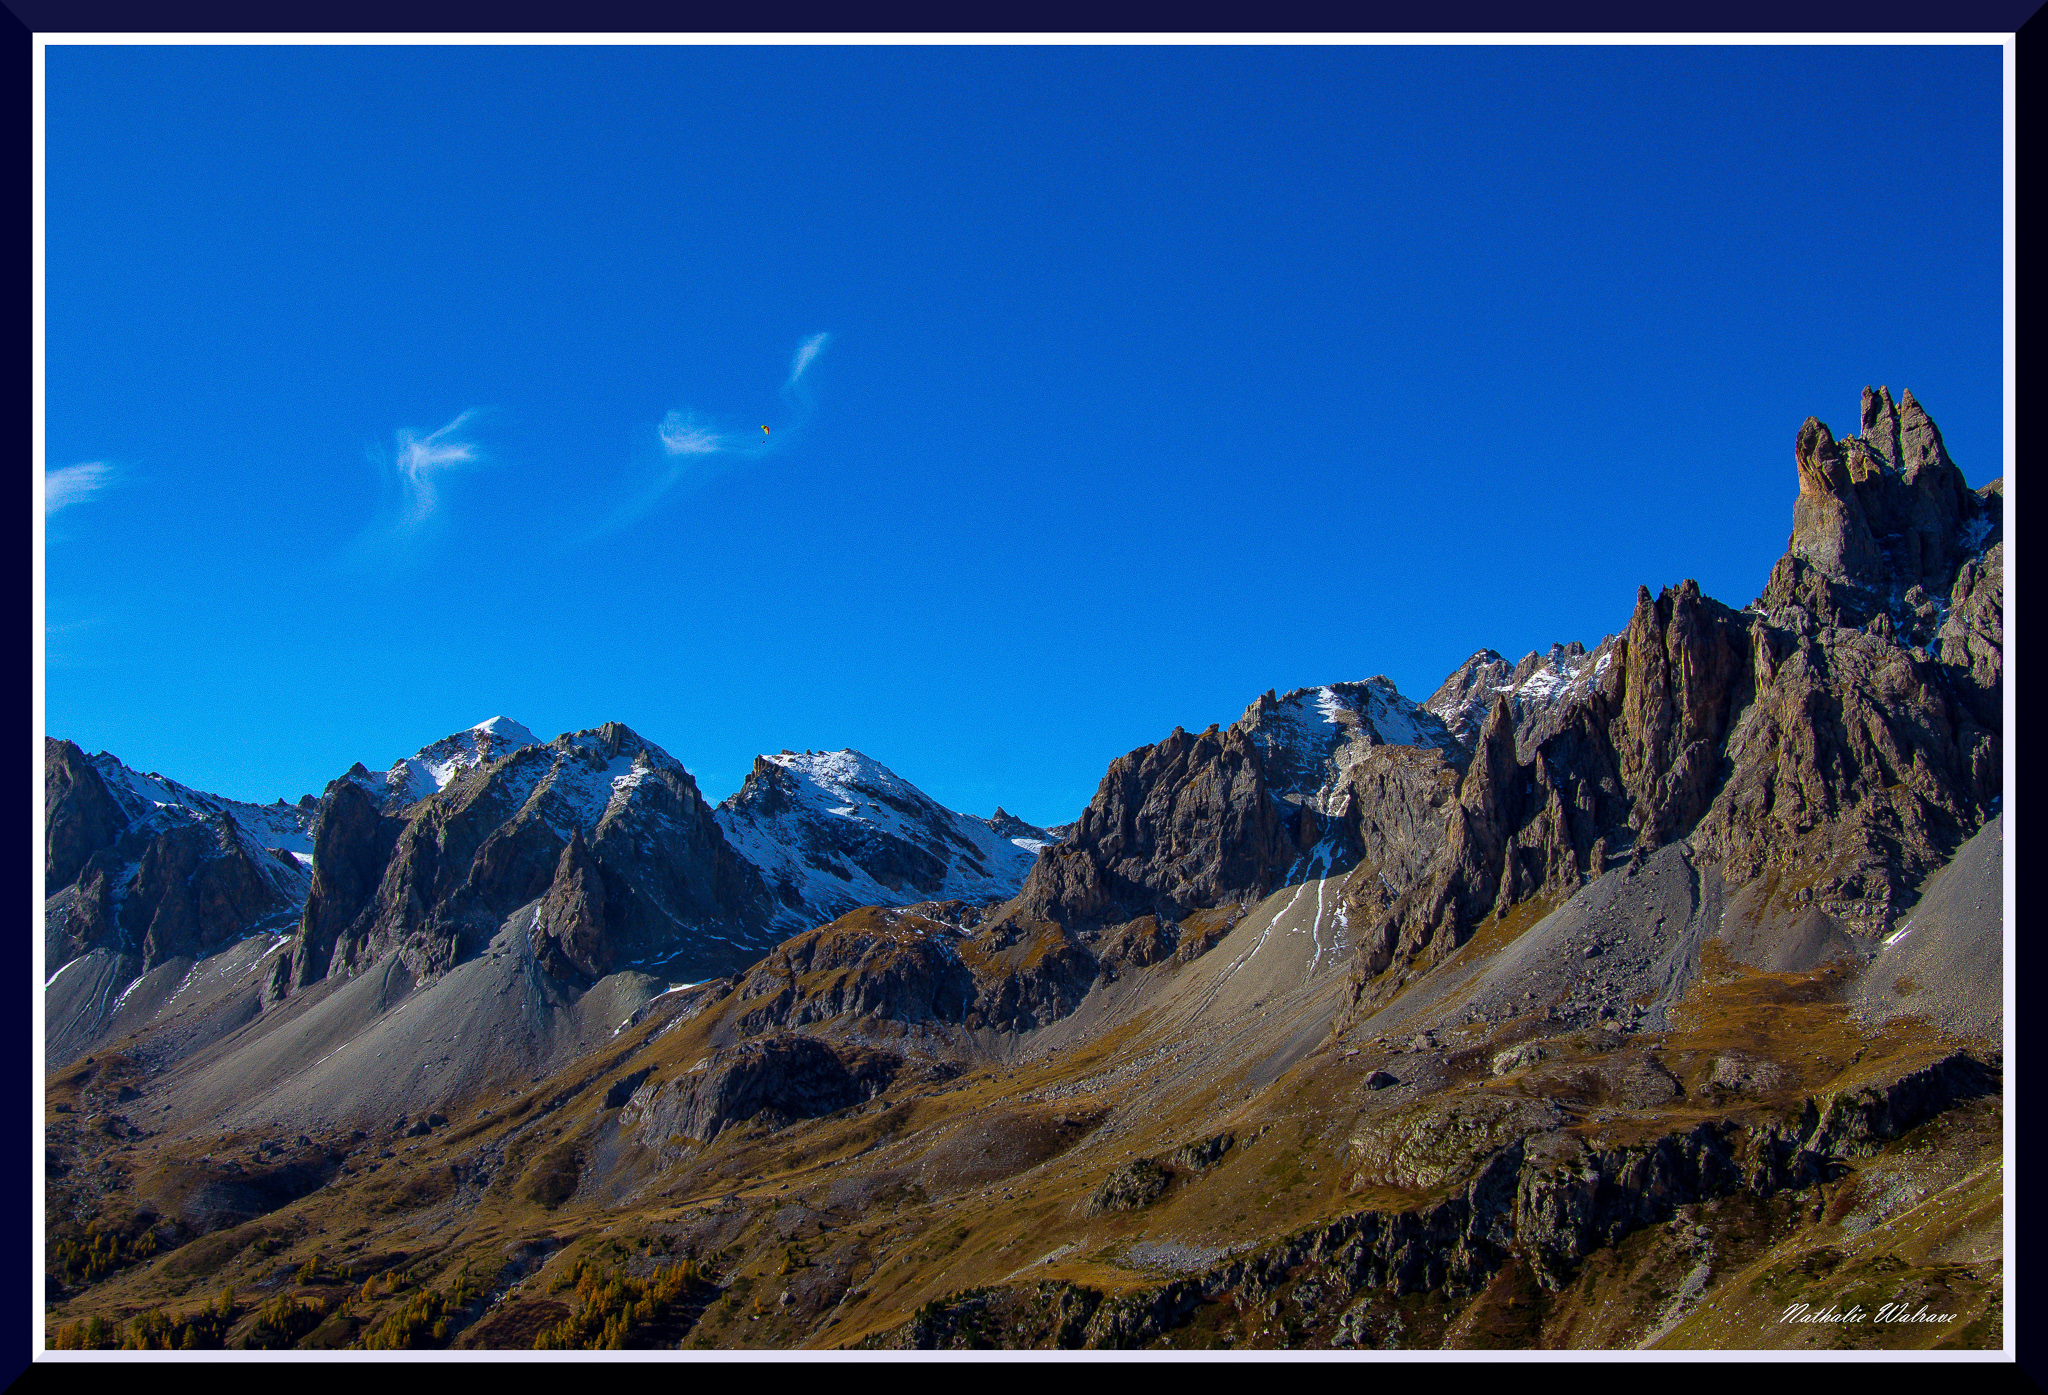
760 425 771 439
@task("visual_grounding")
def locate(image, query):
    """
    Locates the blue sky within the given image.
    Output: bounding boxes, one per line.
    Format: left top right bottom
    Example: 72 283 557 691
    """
43 43 2004 826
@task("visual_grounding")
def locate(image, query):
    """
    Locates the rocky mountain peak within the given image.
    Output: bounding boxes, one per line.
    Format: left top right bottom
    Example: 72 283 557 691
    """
1426 637 1618 757
470 715 537 744
587 721 641 761
1856 384 1956 487
356 716 546 809
52 708 1060 1014
1012 717 1290 929
1476 692 1515 751
44 738 130 893
293 717 776 989
1346 388 1998 1002
1764 386 1993 630
716 748 1053 933
1788 415 1888 590
286 774 407 992
1231 679 1459 804
988 808 1057 846
43 739 313 974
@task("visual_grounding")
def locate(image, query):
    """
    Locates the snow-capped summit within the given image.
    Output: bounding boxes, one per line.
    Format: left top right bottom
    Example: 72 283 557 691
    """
715 749 1060 933
354 716 544 807
306 719 782 988
1231 679 1462 808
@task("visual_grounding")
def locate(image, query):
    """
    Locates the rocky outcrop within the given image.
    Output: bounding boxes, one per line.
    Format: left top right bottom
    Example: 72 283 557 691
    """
1347 1093 1565 1192
133 1148 345 1236
620 1034 900 1145
1088 1157 1172 1213
1079 1283 1207 1347
1007 683 1469 953
726 905 1105 1037
731 908 978 1033
957 918 1099 1031
1805 1050 1999 1157
1612 581 1754 848
1012 724 1294 928
1761 387 1987 628
53 813 306 973
123 823 299 968
1093 915 1181 976
1348 677 1631 980
530 830 612 982
45 739 313 973
1936 496 2003 730
1688 611 1994 926
859 1282 1105 1351
1777 414 1893 599
45 739 131 893
1169 1132 1235 1171
869 1048 1997 1348
284 778 405 993
1688 389 1998 927
1338 747 1465 884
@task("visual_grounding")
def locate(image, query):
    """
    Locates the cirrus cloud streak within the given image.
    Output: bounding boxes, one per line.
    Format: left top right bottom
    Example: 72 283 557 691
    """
45 462 115 514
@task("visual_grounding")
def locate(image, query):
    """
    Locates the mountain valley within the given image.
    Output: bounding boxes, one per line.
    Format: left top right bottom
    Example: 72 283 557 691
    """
40 386 2005 1353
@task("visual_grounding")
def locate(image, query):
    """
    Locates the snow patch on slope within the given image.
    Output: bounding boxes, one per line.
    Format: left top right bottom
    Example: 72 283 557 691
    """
529 736 656 833
88 753 319 858
714 750 1056 934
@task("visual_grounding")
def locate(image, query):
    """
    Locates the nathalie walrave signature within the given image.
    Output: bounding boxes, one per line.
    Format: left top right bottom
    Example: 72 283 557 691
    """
1780 1301 1956 1325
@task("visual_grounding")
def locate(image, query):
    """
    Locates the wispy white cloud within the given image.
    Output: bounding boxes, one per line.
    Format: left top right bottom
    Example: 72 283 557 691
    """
588 333 831 541
45 462 114 514
392 410 482 529
657 411 727 457
787 332 830 387
344 409 490 568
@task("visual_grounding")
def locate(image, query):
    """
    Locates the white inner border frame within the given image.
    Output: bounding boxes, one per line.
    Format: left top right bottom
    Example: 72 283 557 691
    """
28 27 2015 1368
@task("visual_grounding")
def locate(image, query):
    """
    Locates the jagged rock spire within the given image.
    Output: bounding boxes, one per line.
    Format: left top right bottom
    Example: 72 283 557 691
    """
1765 385 1989 624
531 828 612 981
1789 416 1888 590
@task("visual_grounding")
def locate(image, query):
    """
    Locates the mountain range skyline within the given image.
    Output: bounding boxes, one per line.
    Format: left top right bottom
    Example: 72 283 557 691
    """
47 644 1609 836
